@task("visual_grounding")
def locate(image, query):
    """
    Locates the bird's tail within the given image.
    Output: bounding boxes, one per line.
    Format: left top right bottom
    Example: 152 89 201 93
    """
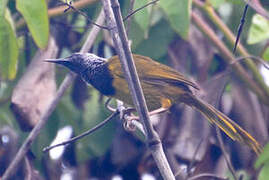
185 94 262 155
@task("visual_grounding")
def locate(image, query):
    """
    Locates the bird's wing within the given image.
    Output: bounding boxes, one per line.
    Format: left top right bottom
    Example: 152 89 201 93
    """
107 54 199 90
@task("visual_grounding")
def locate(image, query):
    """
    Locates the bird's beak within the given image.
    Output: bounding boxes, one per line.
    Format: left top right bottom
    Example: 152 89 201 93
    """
44 59 68 65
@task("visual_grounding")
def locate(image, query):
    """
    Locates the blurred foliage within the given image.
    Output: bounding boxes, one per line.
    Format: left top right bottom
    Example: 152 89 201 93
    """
0 0 268 179
263 47 269 61
255 143 269 180
247 14 269 44
159 0 191 39
16 0 49 49
133 0 150 36
0 11 18 80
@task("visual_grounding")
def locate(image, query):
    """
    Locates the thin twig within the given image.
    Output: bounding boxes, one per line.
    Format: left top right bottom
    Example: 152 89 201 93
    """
43 110 119 152
243 0 269 20
216 128 238 180
188 173 228 180
16 0 98 29
101 0 175 179
231 56 269 70
233 1 249 53
105 98 117 112
123 0 159 21
2 73 76 180
60 1 109 30
24 157 32 180
193 0 269 101
213 61 238 180
191 11 269 105
80 9 106 52
2 10 105 180
187 138 204 176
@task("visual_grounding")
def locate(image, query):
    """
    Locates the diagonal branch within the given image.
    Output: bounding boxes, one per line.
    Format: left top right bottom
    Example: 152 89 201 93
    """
2 9 105 180
101 0 175 179
191 11 269 105
43 110 119 152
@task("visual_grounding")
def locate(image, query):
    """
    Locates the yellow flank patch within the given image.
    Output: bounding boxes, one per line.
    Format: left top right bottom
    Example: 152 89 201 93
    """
161 98 172 109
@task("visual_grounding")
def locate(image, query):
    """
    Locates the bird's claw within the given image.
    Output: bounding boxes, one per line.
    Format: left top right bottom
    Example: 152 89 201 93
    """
119 107 138 132
119 107 136 120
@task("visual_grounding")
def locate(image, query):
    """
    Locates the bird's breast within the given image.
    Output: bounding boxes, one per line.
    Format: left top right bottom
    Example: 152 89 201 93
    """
82 64 116 96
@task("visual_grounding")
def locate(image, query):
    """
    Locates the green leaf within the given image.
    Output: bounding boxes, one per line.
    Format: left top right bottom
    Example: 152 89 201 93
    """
76 90 116 162
258 163 269 180
159 0 191 39
0 17 19 80
247 14 269 44
129 21 145 50
209 0 226 8
134 19 174 60
0 0 8 16
16 0 49 49
0 104 16 127
262 47 269 61
73 14 87 33
5 8 15 31
255 143 269 168
133 0 150 37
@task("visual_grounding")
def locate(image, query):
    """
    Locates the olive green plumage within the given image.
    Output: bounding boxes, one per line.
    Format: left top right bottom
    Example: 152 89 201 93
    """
46 53 262 154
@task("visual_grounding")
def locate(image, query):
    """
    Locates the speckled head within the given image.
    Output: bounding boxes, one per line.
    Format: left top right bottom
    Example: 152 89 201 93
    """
45 53 106 75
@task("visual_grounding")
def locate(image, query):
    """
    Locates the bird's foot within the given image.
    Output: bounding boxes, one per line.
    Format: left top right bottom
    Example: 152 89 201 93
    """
120 108 138 132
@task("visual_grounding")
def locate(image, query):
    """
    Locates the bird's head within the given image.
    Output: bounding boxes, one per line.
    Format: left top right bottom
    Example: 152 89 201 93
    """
45 53 106 74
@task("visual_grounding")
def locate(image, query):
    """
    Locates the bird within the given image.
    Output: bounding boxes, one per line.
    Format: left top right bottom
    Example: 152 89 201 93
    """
46 53 262 154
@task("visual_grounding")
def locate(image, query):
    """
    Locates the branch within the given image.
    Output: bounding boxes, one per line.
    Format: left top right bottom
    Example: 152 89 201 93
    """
1 9 105 180
123 0 159 21
101 0 175 179
43 110 119 152
233 2 249 53
216 128 238 180
16 0 98 29
232 56 269 70
2 74 75 180
59 1 109 30
188 173 228 180
191 11 269 105
193 0 269 104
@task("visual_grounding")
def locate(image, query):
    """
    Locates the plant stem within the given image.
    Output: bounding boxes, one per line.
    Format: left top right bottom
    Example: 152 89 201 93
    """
193 0 269 103
192 11 268 104
101 0 175 179
2 10 105 180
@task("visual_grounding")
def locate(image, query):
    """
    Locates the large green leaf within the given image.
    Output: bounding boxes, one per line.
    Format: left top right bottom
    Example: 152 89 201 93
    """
159 0 191 39
129 21 145 50
16 0 49 49
0 0 8 16
133 0 150 37
76 90 116 162
134 19 174 60
247 14 269 44
0 17 19 80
